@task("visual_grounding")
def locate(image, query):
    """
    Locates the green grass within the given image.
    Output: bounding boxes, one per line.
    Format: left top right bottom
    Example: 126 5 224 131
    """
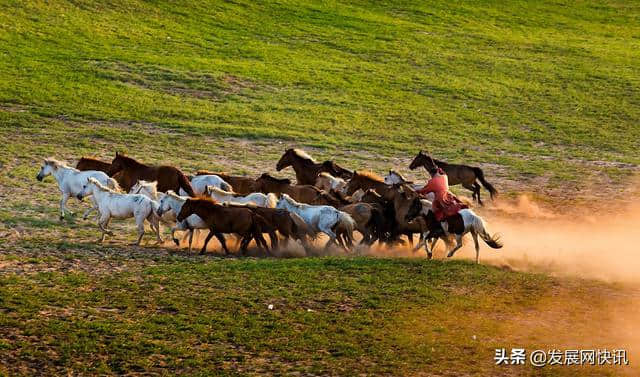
1 1 640 375
1 0 639 183
0 256 632 376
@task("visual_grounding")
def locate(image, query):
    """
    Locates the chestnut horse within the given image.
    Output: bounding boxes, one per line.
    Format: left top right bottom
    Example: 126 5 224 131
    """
255 173 323 204
176 198 270 255
196 170 259 195
344 171 393 197
107 152 196 196
276 148 352 185
409 151 497 205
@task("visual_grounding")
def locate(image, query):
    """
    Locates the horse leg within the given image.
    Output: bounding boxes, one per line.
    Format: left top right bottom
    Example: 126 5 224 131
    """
148 211 162 244
472 231 480 264
474 181 483 206
446 234 464 258
60 192 71 220
188 229 195 252
200 230 216 255
255 232 270 256
269 231 279 250
132 215 145 246
462 183 476 203
97 213 111 243
405 232 414 247
214 232 230 255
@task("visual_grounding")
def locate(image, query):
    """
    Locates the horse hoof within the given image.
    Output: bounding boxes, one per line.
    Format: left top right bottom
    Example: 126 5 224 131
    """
172 238 180 246
59 216 64 221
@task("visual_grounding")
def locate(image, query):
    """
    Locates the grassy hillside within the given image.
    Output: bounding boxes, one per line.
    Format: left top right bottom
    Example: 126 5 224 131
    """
1 254 636 376
1 1 640 375
1 0 639 183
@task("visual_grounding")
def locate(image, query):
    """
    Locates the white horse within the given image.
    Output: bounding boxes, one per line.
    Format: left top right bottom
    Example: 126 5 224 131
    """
315 172 347 193
275 193 355 251
413 207 502 264
36 158 120 220
157 190 208 252
204 186 277 208
79 177 161 245
384 170 424 192
129 180 175 224
179 174 232 196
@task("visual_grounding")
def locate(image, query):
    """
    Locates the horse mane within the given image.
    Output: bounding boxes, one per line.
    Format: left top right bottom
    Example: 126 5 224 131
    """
222 201 257 208
196 170 227 176
389 169 410 182
355 170 384 182
259 173 291 185
317 171 334 179
44 158 70 170
291 148 316 163
114 153 142 167
205 185 236 196
165 190 185 200
88 177 117 193
188 196 219 205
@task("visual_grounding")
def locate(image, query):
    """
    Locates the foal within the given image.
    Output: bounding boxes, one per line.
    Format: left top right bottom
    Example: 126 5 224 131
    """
79 177 161 245
176 198 270 255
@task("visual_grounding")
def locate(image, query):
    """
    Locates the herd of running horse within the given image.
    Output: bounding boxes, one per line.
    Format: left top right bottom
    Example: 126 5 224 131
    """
35 148 502 263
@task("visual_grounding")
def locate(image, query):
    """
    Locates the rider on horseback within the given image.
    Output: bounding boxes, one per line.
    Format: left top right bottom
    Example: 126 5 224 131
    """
417 166 467 223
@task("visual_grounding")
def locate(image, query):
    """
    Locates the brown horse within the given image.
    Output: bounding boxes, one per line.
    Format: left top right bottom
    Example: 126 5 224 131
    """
76 157 111 173
409 151 497 205
177 198 270 255
107 152 196 196
344 171 393 197
256 173 323 204
276 148 352 185
223 203 306 251
76 157 125 186
196 170 259 195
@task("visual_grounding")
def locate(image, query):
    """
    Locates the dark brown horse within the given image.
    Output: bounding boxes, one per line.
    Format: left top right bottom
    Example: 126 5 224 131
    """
409 150 497 205
196 170 259 195
276 148 352 185
107 152 196 196
223 203 305 251
176 198 270 255
344 171 393 197
76 157 125 186
255 173 323 204
76 157 111 173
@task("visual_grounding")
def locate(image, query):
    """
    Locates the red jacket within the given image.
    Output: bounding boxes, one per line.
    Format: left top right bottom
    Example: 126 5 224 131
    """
418 173 465 221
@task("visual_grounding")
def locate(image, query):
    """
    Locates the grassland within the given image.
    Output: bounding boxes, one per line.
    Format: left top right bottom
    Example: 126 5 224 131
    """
1 0 640 375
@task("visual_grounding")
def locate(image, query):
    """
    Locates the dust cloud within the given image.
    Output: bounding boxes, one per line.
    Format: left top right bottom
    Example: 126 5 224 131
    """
175 194 640 283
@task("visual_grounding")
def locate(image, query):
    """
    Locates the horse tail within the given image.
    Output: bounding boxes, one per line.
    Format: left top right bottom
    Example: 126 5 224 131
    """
472 167 497 200
473 215 502 249
266 193 278 208
338 212 356 247
177 170 197 197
